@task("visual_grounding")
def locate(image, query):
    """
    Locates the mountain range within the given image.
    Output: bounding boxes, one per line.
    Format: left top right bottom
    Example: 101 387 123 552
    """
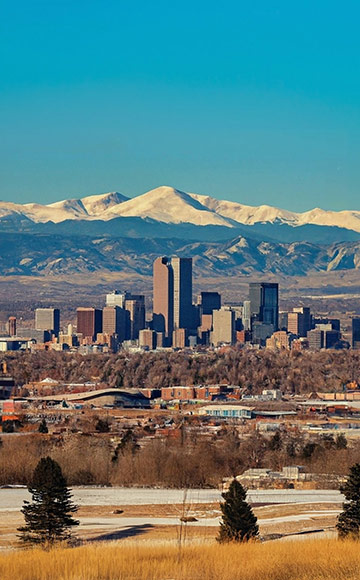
2 186 360 235
1 186 360 277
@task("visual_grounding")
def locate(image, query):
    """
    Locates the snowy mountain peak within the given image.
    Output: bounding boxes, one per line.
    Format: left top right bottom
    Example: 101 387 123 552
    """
0 186 360 233
81 191 128 215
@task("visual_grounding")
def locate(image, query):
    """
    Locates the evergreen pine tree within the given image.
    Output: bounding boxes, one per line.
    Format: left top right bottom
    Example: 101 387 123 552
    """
38 419 48 433
18 456 79 546
337 463 360 539
217 478 259 543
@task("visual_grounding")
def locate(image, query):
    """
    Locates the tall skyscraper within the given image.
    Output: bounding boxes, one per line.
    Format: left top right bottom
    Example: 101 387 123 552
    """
35 308 60 337
249 283 279 330
124 295 145 340
153 256 193 345
172 257 193 330
153 257 174 341
352 318 360 349
76 308 102 341
242 300 251 331
197 292 221 315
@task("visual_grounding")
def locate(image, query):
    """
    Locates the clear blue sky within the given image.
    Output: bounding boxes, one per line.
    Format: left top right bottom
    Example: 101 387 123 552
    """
1 0 359 211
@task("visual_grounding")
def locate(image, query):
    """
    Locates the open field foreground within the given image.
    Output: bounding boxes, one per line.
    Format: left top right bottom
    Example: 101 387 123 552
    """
1 539 360 580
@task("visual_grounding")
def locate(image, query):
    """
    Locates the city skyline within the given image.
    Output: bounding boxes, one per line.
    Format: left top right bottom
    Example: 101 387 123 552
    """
0 254 358 352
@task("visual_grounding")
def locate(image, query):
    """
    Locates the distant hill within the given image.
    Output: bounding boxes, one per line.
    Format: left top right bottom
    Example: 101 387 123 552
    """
1 232 360 277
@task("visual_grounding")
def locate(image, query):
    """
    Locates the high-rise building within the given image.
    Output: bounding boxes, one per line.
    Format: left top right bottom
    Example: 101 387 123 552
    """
153 257 174 341
292 307 311 336
307 328 324 350
153 256 193 346
287 312 300 335
7 317 16 337
211 307 235 346
172 328 188 348
76 308 102 341
102 306 128 343
249 282 279 331
352 318 360 349
172 257 193 330
106 290 128 308
197 292 221 315
139 329 156 350
124 296 145 340
35 308 60 337
242 300 251 331
325 330 341 349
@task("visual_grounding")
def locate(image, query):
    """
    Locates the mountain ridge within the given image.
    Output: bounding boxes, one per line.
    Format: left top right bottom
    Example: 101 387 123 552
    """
1 231 360 278
2 186 360 233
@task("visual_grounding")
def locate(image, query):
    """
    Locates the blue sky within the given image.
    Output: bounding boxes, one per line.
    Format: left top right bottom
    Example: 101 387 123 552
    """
1 0 359 211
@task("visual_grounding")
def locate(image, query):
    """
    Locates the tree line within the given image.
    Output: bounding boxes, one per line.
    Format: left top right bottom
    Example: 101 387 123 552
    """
1 425 360 488
4 348 360 394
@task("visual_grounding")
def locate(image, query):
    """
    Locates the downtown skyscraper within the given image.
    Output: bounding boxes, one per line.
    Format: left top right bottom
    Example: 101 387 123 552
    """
153 256 193 346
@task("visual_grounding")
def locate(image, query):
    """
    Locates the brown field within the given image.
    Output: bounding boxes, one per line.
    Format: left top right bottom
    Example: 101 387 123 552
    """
0 539 359 580
0 500 341 549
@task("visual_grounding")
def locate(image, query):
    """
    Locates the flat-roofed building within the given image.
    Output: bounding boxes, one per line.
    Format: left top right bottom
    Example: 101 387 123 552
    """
197 292 221 315
103 306 128 343
199 404 253 419
249 282 279 330
211 307 235 346
7 317 16 337
352 318 360 349
139 329 156 350
125 296 145 340
172 257 193 331
76 308 102 342
35 308 60 337
153 257 174 342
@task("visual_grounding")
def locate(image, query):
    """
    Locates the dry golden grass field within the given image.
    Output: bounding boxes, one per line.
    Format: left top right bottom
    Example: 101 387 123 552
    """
0 539 360 580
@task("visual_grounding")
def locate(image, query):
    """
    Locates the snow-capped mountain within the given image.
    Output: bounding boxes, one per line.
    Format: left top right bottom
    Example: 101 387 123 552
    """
1 186 360 233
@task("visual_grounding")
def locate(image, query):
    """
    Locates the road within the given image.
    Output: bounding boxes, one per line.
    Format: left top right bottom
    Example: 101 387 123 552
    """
0 487 344 511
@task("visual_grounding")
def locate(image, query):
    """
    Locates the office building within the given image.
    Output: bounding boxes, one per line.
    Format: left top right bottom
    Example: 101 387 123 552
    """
172 257 193 330
307 329 324 350
252 322 275 345
352 318 360 349
153 257 174 341
125 295 145 340
249 282 279 331
106 290 128 308
292 307 311 336
103 306 128 343
7 317 16 337
76 308 102 341
211 307 235 346
35 308 60 337
242 300 251 331
197 292 221 315
266 331 293 350
172 328 188 348
139 329 156 350
325 330 341 349
313 317 340 332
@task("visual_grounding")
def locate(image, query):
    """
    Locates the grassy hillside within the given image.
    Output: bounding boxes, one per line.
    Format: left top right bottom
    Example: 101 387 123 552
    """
0 539 359 580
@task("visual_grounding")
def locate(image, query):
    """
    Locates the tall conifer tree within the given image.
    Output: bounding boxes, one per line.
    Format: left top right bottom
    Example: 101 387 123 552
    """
217 478 259 543
337 463 360 538
18 456 79 546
